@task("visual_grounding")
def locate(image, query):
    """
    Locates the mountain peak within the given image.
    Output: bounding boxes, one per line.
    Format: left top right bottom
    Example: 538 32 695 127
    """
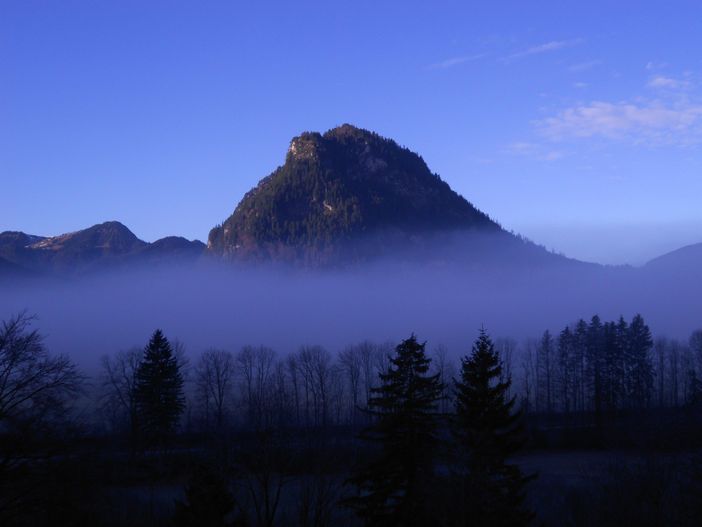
323 123 375 140
287 125 399 163
208 125 500 265
0 222 205 276
28 221 144 253
287 131 325 161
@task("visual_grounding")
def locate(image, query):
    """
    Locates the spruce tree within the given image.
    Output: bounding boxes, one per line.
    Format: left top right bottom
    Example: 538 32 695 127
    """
452 329 533 527
347 335 443 527
557 326 575 414
626 314 653 408
134 329 185 445
574 319 588 412
601 321 620 412
536 330 554 413
612 317 629 410
586 315 604 415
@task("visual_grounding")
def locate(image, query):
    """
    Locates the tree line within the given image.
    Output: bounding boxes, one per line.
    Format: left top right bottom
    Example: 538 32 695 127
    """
523 314 702 415
2 310 702 526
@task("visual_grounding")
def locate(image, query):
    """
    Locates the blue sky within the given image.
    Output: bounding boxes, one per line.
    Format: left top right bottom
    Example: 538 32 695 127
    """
2 1 701 265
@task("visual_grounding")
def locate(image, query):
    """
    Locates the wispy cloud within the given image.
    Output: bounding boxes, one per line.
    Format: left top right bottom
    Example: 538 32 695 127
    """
646 61 668 71
536 99 702 145
569 59 602 72
428 53 486 70
507 141 565 161
647 75 690 90
508 38 583 60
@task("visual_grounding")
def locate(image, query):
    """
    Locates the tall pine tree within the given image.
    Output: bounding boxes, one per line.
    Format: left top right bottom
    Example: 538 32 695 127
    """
134 329 186 446
586 315 605 415
347 335 443 527
626 314 653 408
573 319 588 412
452 329 533 527
536 330 554 413
557 326 575 414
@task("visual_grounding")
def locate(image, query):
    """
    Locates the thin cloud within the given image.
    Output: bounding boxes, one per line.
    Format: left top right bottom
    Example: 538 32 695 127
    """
507 141 565 161
648 75 690 90
508 38 583 60
569 59 602 72
428 53 486 70
646 61 668 71
536 100 702 145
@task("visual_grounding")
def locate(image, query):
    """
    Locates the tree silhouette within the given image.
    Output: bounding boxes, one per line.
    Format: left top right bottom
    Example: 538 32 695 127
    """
134 329 185 446
347 335 443 526
537 330 554 413
0 312 83 524
452 328 533 527
586 315 605 416
100 347 141 441
195 348 235 431
626 314 653 408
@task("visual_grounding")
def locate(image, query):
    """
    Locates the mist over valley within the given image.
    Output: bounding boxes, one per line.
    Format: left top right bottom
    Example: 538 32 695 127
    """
3 125 700 371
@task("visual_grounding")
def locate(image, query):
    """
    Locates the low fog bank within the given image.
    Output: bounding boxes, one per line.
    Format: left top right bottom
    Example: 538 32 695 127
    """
1 247 700 373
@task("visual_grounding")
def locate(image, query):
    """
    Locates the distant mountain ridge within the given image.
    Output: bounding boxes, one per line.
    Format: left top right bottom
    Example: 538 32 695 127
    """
208 124 504 265
644 242 702 272
2 124 700 278
0 221 205 278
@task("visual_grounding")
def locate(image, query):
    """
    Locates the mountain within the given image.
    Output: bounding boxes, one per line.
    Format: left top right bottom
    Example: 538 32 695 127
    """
7 124 694 276
0 221 205 277
135 236 207 264
645 242 702 273
208 124 511 266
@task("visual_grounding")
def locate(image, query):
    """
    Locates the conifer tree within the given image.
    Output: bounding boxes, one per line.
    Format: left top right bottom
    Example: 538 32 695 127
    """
536 330 554 413
557 326 574 414
573 319 589 412
134 329 185 445
612 316 629 409
452 329 533 527
601 321 621 412
626 314 653 408
586 315 605 415
347 335 443 527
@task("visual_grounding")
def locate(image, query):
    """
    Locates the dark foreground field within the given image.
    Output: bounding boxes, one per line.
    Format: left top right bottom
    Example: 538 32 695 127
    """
5 414 702 527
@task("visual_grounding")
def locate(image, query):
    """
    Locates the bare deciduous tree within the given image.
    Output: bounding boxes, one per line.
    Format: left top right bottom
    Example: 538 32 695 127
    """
237 346 276 428
431 344 456 414
521 338 538 413
357 341 376 409
339 345 362 425
0 312 82 428
287 353 302 426
0 312 83 520
271 360 291 427
195 348 235 430
100 347 141 436
298 346 332 427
